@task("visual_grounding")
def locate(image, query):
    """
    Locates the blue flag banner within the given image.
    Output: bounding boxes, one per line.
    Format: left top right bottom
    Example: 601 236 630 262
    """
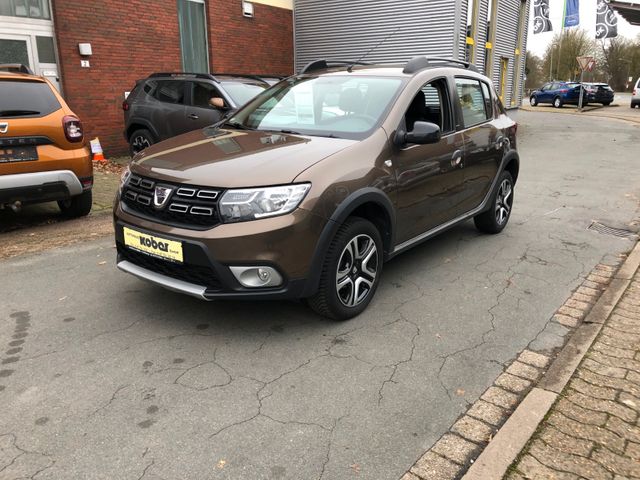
533 0 553 34
564 0 580 27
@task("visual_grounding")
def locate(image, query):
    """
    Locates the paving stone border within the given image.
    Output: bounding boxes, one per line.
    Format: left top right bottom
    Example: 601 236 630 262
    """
399 251 633 480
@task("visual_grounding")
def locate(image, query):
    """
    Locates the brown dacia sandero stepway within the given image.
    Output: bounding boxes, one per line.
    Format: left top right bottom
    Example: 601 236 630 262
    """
114 57 519 320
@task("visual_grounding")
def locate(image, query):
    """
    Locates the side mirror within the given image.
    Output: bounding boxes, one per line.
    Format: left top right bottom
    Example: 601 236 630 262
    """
396 121 441 146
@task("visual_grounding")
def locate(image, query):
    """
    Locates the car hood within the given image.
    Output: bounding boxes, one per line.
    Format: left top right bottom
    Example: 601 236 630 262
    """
130 127 356 187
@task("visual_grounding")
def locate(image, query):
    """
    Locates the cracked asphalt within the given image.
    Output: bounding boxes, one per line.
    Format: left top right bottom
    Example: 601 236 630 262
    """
1 111 639 480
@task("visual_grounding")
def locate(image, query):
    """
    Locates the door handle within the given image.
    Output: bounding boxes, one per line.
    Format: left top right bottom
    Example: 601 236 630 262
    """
494 136 504 150
188 113 199 120
451 150 463 168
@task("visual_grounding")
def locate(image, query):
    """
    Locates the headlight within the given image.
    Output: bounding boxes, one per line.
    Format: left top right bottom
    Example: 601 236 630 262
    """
119 165 131 193
219 183 311 223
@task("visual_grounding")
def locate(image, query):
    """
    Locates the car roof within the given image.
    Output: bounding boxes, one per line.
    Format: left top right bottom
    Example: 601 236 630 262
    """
298 57 488 80
299 64 489 82
0 71 46 82
147 72 269 86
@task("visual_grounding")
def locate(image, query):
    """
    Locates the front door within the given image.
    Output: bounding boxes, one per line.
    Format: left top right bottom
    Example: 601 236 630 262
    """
392 77 466 244
499 57 509 103
185 81 226 131
0 33 33 69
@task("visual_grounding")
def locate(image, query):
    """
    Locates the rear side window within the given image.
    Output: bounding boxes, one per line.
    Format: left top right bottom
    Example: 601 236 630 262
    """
455 78 490 127
153 80 185 104
0 79 61 117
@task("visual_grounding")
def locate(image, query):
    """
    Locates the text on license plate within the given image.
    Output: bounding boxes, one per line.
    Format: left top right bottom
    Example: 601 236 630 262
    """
123 227 183 263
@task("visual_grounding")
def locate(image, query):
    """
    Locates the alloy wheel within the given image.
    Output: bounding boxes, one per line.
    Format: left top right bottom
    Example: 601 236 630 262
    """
132 135 151 153
335 234 378 308
495 179 513 225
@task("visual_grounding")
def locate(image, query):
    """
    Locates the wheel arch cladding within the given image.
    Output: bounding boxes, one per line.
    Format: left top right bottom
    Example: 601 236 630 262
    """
302 188 395 297
126 121 158 141
504 154 519 184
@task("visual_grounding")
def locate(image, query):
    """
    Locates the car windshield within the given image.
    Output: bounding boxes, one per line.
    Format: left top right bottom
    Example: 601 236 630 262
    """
0 79 61 117
220 81 268 106
229 75 405 139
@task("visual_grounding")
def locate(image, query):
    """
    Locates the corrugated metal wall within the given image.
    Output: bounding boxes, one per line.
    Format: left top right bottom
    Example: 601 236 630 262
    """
294 0 460 68
293 0 529 108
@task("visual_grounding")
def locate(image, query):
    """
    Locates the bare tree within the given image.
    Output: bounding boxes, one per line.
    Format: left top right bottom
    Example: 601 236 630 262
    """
525 52 544 90
542 29 595 82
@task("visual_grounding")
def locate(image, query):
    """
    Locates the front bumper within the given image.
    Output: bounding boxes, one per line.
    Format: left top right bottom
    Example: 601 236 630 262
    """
0 170 86 204
113 205 328 300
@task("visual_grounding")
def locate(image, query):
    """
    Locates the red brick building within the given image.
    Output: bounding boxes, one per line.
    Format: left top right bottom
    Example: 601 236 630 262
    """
0 0 293 155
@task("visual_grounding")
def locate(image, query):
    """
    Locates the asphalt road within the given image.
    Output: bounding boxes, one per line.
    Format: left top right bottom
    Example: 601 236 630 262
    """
1 111 639 480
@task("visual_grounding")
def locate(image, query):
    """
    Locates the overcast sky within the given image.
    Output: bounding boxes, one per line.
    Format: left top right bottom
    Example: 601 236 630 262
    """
527 0 640 56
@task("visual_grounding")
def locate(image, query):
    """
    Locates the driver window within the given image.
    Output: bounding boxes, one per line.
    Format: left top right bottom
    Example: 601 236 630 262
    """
404 78 450 133
192 82 226 109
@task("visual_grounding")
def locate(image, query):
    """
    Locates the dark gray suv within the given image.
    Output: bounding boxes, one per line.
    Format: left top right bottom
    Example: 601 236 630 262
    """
123 73 269 155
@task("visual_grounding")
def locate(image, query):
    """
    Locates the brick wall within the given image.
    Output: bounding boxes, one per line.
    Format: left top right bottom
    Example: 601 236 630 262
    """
53 0 293 156
207 0 294 76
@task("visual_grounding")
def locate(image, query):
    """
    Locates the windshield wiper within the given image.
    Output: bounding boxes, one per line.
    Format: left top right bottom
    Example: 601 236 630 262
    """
273 129 301 135
0 109 40 117
222 121 255 131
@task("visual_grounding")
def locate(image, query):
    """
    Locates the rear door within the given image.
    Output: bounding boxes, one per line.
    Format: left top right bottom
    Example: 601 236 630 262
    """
184 81 227 131
392 76 466 243
454 77 501 212
149 80 188 140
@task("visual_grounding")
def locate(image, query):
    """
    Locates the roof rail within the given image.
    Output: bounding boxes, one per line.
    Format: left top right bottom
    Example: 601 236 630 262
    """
0 63 34 75
300 59 372 74
403 56 479 74
148 72 218 81
209 73 271 83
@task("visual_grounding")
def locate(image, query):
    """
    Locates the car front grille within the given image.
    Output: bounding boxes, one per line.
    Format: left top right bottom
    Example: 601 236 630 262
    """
121 174 222 229
117 244 222 290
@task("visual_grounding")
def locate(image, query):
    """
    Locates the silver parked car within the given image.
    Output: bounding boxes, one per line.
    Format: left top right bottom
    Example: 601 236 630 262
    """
632 78 640 108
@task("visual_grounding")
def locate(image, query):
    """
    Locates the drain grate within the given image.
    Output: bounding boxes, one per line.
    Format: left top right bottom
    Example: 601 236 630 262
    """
588 221 638 239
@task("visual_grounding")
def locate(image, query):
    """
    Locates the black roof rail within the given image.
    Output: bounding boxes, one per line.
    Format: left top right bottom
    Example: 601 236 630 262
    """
0 63 34 74
209 73 271 83
300 59 372 74
403 56 479 74
148 72 219 81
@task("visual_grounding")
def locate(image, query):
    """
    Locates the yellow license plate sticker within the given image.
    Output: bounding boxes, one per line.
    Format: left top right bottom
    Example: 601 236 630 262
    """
123 227 183 263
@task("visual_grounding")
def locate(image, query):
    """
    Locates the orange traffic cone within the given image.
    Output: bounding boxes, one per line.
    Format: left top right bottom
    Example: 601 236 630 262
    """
90 137 106 162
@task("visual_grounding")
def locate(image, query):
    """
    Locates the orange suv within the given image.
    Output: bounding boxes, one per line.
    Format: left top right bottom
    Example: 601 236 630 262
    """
0 67 92 217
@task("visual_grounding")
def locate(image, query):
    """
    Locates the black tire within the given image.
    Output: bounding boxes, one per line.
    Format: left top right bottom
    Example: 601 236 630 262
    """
307 217 383 321
474 171 514 234
58 190 92 218
129 129 154 156
602 102 610 106
529 96 538 107
553 96 563 108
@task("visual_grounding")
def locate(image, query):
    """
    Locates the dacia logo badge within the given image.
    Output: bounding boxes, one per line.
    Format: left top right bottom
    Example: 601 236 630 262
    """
153 185 173 209
0 123 8 134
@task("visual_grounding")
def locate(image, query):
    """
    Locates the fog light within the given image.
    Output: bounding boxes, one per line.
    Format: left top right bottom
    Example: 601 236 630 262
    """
229 266 283 288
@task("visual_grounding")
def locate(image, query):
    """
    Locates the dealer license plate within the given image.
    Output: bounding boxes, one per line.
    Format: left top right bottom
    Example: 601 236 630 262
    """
0 146 38 163
123 227 183 263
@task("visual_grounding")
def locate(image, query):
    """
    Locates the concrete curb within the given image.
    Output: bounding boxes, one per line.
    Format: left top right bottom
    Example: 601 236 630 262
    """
519 104 640 126
462 241 640 480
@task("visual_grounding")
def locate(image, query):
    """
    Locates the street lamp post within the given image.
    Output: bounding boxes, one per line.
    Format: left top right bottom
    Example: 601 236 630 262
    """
550 43 558 80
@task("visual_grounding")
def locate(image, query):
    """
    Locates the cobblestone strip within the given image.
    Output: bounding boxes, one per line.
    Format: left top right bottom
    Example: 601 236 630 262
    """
399 261 621 480
507 265 640 479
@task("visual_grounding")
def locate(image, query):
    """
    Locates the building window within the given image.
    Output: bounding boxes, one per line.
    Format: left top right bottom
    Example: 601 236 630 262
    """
36 36 56 64
0 0 51 20
465 0 479 63
177 0 209 73
484 0 498 77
